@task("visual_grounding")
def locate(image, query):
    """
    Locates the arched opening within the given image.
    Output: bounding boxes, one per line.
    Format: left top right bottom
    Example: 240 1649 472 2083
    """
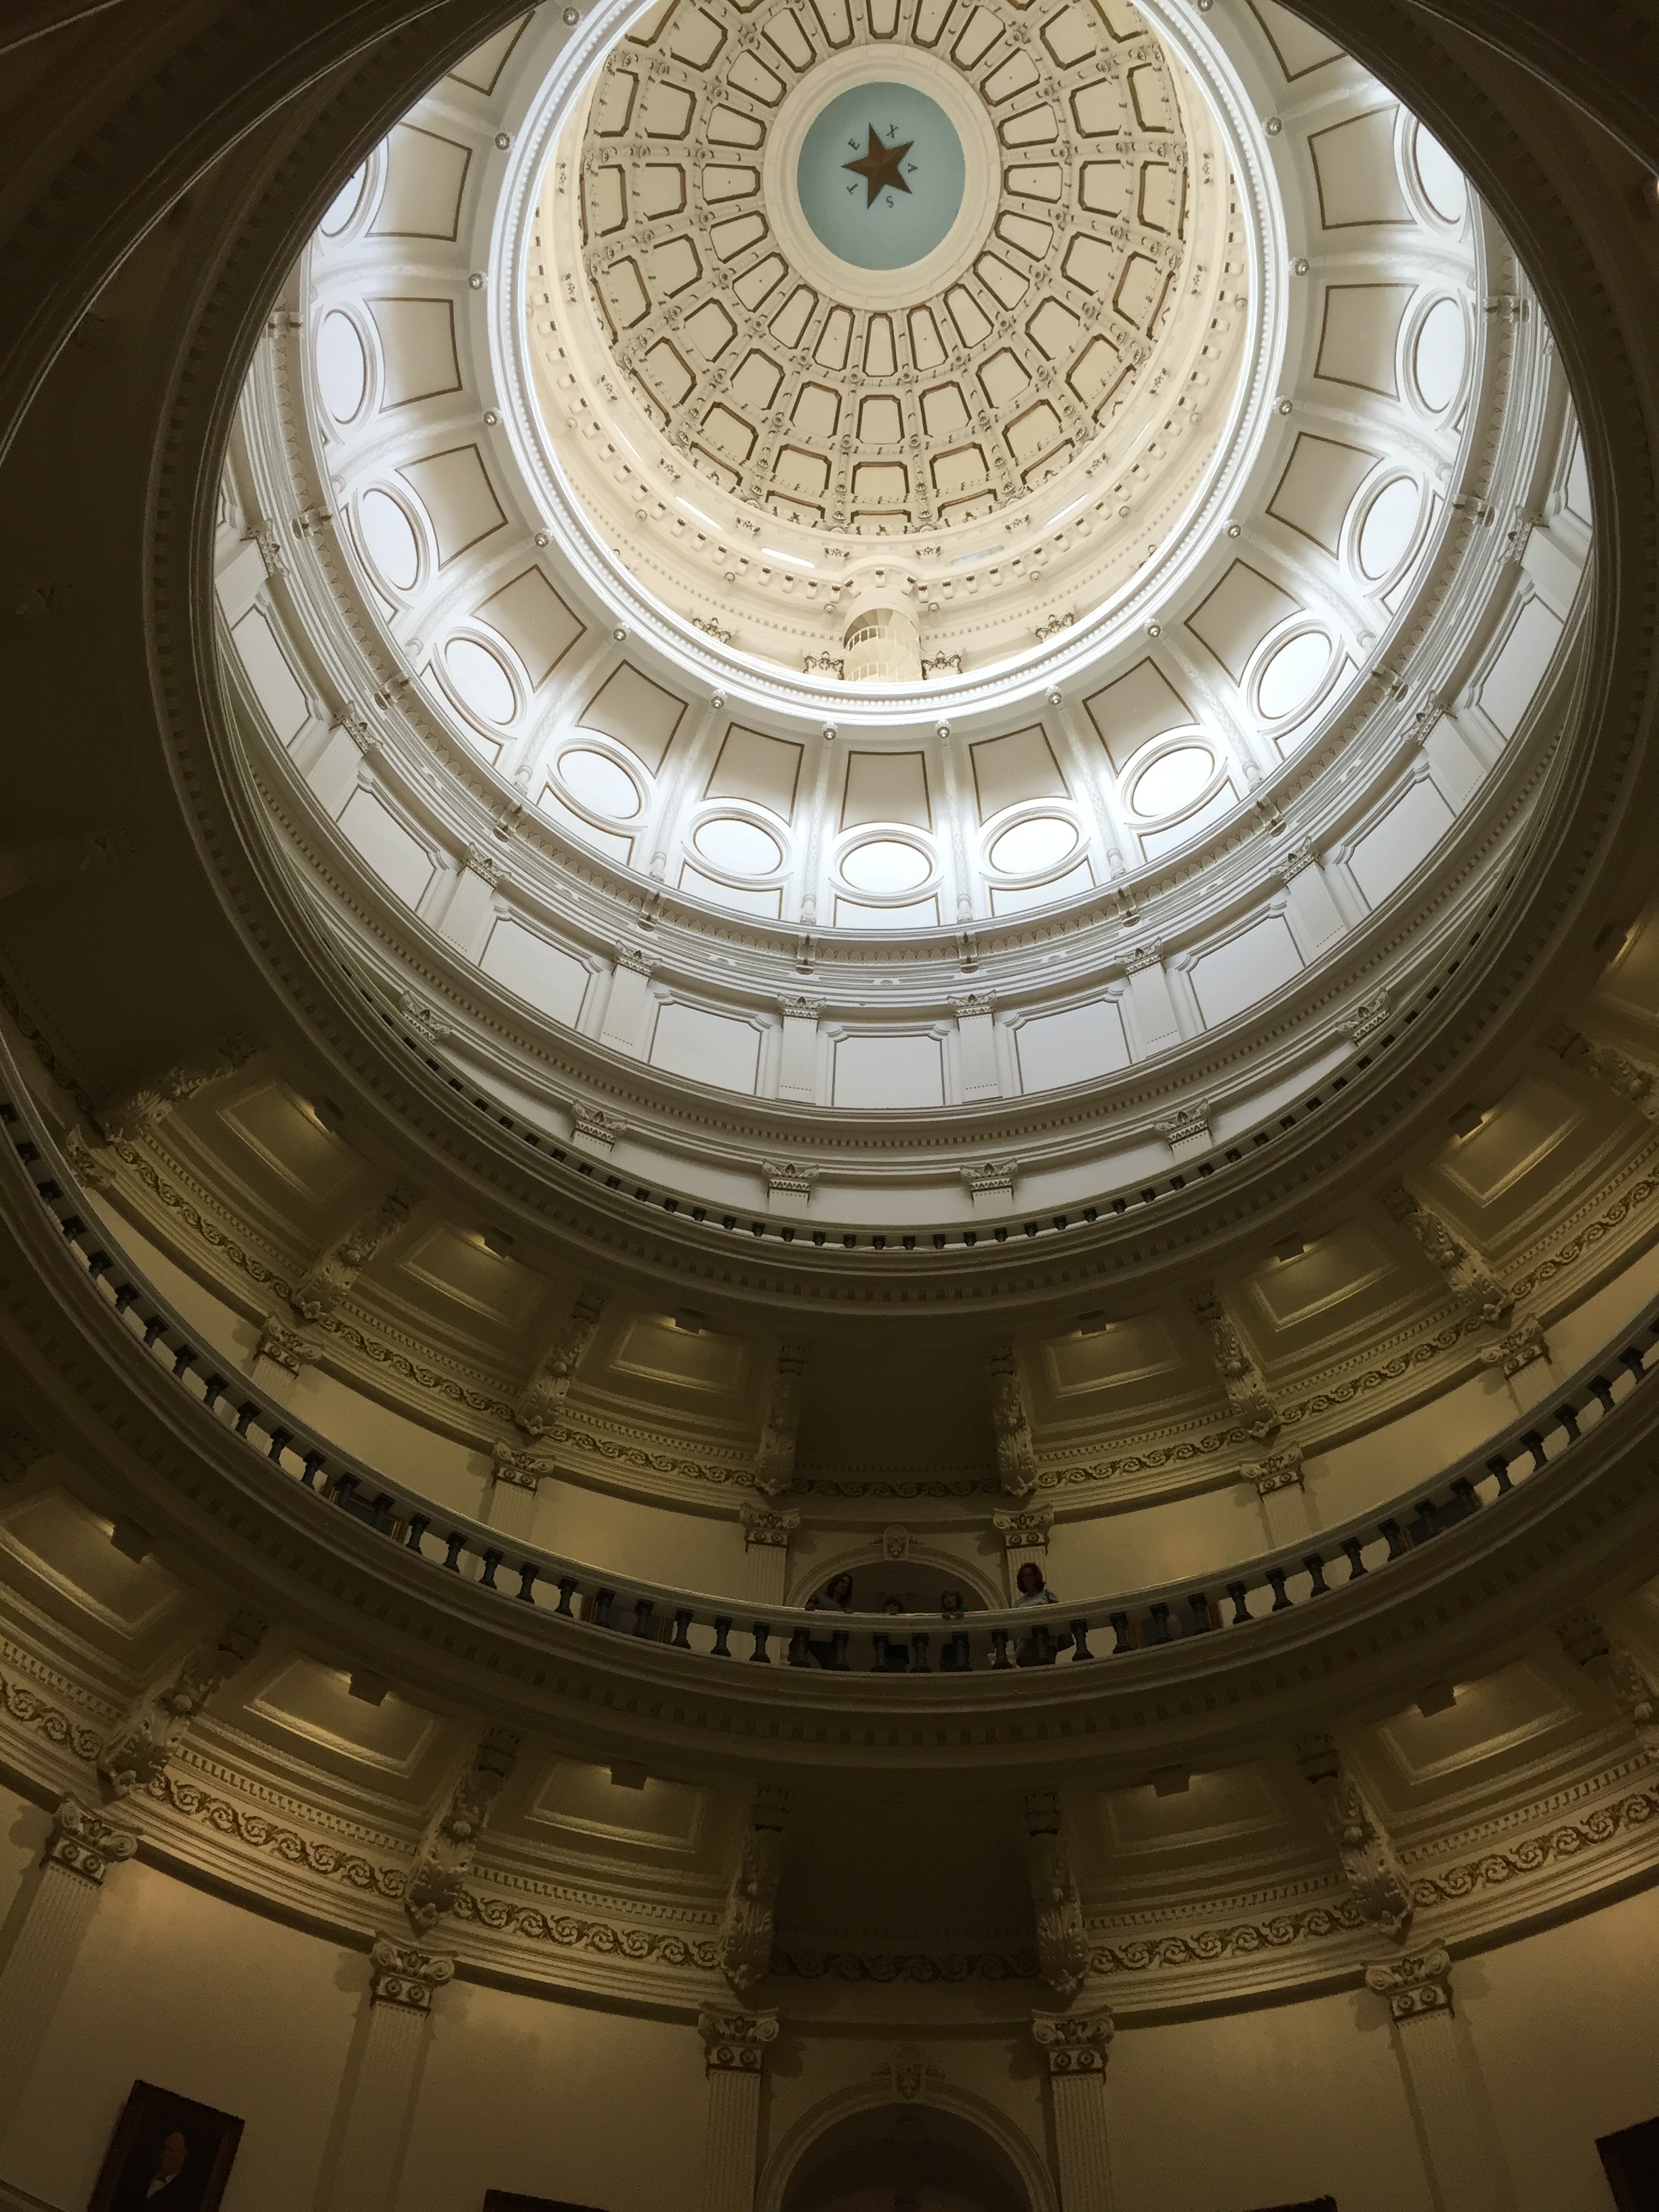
782 2103 1031 2212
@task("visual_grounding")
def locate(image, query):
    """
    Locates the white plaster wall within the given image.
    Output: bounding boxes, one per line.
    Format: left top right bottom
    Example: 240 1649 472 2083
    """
0 1860 359 2212
400 1978 705 2211
1463 1883 1659 2210
1104 1988 1437 2212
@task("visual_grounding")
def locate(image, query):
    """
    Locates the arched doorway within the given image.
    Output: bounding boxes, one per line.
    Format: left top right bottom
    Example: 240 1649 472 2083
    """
781 2102 1032 2212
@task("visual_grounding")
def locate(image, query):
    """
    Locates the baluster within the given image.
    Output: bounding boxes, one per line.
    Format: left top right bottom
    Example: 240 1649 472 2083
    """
1553 1401 1582 1442
989 1628 1011 1669
113 1283 139 1314
479 1549 503 1591
593 1588 616 1630
828 1629 851 1671
1450 1477 1479 1517
1586 1373 1616 1415
142 1315 167 1349
234 1401 260 1437
1620 1343 1647 1380
1225 1582 1250 1625
333 1473 360 1512
1303 1553 1329 1597
1380 1518 1408 1559
442 1530 468 1573
787 1627 811 1666
201 1373 228 1412
266 1427 291 1464
750 1620 772 1663
910 1632 930 1673
1340 1537 1367 1580
86 1251 112 1282
672 1608 693 1649
1029 1624 1055 1665
633 1598 656 1639
406 1514 430 1555
1187 1593 1212 1633
1069 1617 1094 1660
172 1344 197 1378
711 1616 733 1658
1411 1497 1441 1541
872 1632 892 1672
1484 1452 1514 1495
1520 1431 1548 1472
1110 1610 1134 1653
1265 1568 1291 1612
556 1576 578 1616
516 1561 538 1603
301 1450 325 1489
1147 1603 1172 1645
947 1630 970 1671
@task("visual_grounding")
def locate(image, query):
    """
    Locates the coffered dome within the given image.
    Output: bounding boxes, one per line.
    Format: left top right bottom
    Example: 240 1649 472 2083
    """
218 0 1580 1242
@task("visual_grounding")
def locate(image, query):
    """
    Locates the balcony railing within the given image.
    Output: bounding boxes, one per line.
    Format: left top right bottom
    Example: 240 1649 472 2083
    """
4 1086 1655 1679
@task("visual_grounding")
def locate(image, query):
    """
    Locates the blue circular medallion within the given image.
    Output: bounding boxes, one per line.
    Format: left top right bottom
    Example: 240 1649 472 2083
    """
796 82 965 270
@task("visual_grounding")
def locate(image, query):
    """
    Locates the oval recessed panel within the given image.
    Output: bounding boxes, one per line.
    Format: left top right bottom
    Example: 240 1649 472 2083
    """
316 312 368 423
840 838 932 894
694 815 783 876
319 165 368 237
558 747 640 819
1413 298 1467 413
1414 125 1467 226
358 489 420 592
444 638 516 724
1357 478 1421 581
1258 632 1334 721
989 817 1078 875
1130 745 1214 819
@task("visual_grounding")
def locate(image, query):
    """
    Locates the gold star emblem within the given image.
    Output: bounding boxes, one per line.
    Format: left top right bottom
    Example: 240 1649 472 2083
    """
844 125 914 208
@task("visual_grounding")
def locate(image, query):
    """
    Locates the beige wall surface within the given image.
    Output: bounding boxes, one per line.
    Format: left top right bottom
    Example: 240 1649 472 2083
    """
1104 1987 1438 2212
1466 1881 1659 2211
398 1978 705 2212
0 1843 1656 2211
0 1860 359 2212
0 1788 47 1947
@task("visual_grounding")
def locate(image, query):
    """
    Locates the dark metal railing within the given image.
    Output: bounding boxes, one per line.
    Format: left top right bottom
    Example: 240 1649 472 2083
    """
4 1087 1654 1678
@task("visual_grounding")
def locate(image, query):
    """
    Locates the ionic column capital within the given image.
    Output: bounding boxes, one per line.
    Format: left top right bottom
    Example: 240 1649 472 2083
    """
697 2006 779 2073
369 1937 455 2012
1365 1944 1454 2024
43 1795 138 1886
1031 2005 1114 2074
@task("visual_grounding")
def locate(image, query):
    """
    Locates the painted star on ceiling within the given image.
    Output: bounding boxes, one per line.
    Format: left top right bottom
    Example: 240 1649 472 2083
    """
844 125 914 207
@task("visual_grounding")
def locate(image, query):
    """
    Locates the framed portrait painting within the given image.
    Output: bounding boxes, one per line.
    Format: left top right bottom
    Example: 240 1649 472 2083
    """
86 2081 243 2212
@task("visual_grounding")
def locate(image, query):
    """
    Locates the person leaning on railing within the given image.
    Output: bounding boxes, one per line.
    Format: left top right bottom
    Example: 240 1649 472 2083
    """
803 1570 854 1668
1014 1559 1071 1666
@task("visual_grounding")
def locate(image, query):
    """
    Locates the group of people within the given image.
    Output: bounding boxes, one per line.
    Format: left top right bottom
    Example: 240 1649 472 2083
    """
801 1561 1063 1668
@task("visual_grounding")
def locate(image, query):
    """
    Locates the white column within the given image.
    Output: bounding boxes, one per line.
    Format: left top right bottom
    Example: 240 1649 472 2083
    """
325 1940 454 2212
0 1798 138 2139
739 1507 798 1607
1277 844 1347 958
1365 1947 1516 2212
1248 1448 1312 1547
994 1508 1052 1600
438 846 500 958
697 2007 778 2212
1031 2008 1115 2212
1123 942 1181 1054
486 1446 544 1543
954 993 1002 1101
777 998 819 1102
601 947 656 1054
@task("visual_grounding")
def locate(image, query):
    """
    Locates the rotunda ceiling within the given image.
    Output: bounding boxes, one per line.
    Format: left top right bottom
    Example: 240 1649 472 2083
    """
211 0 1589 1242
534 0 1250 684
